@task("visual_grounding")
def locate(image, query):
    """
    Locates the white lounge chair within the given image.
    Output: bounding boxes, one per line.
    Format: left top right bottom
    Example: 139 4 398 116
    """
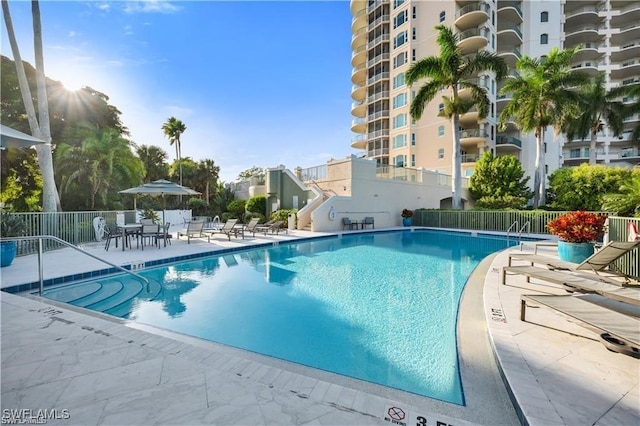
177 220 206 244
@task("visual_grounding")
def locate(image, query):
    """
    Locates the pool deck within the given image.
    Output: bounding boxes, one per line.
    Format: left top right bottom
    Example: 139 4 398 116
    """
1 228 638 425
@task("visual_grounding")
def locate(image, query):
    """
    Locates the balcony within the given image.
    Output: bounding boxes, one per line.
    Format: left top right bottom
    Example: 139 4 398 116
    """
496 135 522 149
497 22 523 46
455 2 490 30
367 90 390 103
497 45 522 68
461 153 480 163
350 133 367 150
497 1 523 24
350 0 366 15
351 83 366 101
367 148 390 157
611 39 640 62
366 0 385 13
611 57 640 79
367 109 390 121
368 14 390 31
571 42 603 62
351 44 367 67
457 27 490 54
367 52 390 68
368 128 389 139
459 107 480 125
351 63 367 84
620 147 640 159
351 6 367 32
367 33 390 49
351 117 366 133
571 60 602 76
565 24 602 45
351 26 367 50
564 5 601 26
458 78 490 98
351 100 366 118
611 2 640 27
367 71 390 85
460 129 488 147
611 22 640 46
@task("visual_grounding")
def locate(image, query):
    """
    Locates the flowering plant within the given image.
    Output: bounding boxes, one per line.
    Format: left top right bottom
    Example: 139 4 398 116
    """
546 211 607 243
401 209 413 218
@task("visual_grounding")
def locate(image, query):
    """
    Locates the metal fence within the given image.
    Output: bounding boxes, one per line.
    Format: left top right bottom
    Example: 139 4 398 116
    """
413 210 639 280
7 210 135 255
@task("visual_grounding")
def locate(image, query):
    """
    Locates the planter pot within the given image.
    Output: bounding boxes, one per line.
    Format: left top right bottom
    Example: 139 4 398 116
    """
1 241 17 267
557 241 594 264
402 217 413 227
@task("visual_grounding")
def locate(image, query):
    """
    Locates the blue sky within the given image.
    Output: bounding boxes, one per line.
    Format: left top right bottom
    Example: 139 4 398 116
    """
1 0 357 182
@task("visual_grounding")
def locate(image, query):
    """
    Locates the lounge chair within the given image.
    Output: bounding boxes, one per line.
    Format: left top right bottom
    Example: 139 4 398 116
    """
256 220 284 235
177 220 206 244
242 218 262 237
520 293 640 358
504 240 640 287
205 219 242 241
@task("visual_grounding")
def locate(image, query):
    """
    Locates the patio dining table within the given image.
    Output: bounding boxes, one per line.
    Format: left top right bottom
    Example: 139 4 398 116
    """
118 223 142 251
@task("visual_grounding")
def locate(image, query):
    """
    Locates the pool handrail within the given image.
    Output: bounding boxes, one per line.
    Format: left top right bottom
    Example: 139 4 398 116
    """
2 235 149 295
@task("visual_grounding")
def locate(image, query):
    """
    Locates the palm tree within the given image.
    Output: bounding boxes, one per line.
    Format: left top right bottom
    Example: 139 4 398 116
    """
136 144 169 182
601 171 640 217
2 0 59 212
563 73 628 165
406 25 507 209
625 83 640 144
498 47 588 208
161 117 186 188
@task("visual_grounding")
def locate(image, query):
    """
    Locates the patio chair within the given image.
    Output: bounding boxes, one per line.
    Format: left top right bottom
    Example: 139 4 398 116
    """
156 222 172 247
242 218 262 237
520 293 640 358
505 240 640 285
362 217 375 230
342 217 356 230
103 224 122 251
140 222 160 250
177 220 206 244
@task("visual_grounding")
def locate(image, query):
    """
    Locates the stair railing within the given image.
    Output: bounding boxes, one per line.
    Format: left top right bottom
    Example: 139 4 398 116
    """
506 220 518 239
2 235 149 296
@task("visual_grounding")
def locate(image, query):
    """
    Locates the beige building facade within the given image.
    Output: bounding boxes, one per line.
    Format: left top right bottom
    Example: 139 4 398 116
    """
350 0 639 190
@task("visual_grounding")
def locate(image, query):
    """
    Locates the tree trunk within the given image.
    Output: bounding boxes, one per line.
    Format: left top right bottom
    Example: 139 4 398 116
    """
451 115 462 210
33 0 60 212
589 127 597 165
532 127 546 208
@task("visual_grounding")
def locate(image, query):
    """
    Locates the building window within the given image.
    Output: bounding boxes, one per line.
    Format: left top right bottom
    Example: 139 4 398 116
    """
393 31 408 49
540 33 548 44
412 49 416 61
412 27 416 40
492 11 495 26
412 6 416 18
544 142 547 153
411 133 416 145
569 148 580 158
393 10 408 29
393 93 408 109
393 113 408 128
438 148 445 159
393 52 407 68
394 155 406 167
438 125 445 137
439 11 445 22
545 165 549 174
540 11 548 22
411 154 415 167
392 134 407 149
393 73 405 89
438 103 444 112
393 0 405 9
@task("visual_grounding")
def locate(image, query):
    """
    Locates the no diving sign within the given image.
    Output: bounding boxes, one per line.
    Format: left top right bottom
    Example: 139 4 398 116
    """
383 405 459 426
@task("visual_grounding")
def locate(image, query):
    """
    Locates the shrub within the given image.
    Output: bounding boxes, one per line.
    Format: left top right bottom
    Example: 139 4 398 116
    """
246 195 267 216
187 198 208 216
271 209 297 227
227 199 247 221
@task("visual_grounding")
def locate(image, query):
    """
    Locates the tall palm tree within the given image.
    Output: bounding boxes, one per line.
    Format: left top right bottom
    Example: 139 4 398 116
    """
2 0 59 212
563 73 628 165
161 117 186 187
406 25 507 209
498 47 588 208
135 144 169 182
625 83 640 143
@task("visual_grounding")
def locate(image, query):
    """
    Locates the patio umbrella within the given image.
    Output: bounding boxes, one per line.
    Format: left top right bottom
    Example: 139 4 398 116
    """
118 179 200 223
0 124 47 149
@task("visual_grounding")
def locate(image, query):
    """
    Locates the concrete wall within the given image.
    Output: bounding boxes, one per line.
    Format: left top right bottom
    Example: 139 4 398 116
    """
310 156 471 232
266 167 314 217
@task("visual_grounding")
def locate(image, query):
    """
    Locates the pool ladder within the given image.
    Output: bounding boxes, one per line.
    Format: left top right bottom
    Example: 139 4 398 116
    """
3 235 149 296
506 220 530 244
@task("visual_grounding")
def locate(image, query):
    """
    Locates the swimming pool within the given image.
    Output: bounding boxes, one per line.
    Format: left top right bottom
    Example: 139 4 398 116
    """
40 230 518 404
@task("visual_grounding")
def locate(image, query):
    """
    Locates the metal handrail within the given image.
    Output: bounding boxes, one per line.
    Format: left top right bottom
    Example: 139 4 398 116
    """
518 221 530 237
506 220 518 238
2 235 149 295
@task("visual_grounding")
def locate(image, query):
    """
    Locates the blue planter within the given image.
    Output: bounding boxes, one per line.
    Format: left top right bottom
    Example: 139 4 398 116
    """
402 217 413 227
557 241 594 264
1 241 17 267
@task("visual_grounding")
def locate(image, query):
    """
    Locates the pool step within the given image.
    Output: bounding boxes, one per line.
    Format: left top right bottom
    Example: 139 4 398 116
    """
104 279 163 318
69 280 124 308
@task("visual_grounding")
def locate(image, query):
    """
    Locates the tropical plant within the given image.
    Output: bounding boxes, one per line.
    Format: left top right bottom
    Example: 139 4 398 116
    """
136 144 169 183
498 47 588 208
406 25 507 210
469 152 533 209
192 159 220 204
548 164 631 211
161 116 186 189
237 166 265 182
212 183 234 214
226 199 247 221
625 83 640 143
601 170 640 217
563 73 628 164
0 212 25 237
401 209 413 218
141 208 160 223
2 0 59 212
547 211 607 243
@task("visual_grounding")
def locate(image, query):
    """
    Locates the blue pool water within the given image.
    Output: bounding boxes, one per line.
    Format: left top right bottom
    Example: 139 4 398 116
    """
41 230 518 404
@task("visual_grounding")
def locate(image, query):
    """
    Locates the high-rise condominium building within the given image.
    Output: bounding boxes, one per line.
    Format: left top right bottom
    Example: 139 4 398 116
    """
349 0 640 184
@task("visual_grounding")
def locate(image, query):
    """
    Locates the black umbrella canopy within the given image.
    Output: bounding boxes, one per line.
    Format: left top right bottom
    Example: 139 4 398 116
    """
119 179 200 222
0 124 47 149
